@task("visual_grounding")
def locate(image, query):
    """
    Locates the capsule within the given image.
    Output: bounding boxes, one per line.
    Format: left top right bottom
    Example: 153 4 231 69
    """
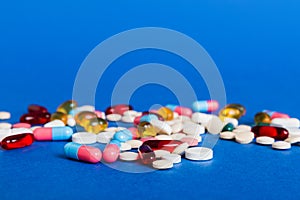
102 144 120 163
138 144 156 165
143 140 183 152
219 104 246 120
33 127 73 141
57 100 78 115
64 142 102 163
251 126 289 140
83 117 108 134
254 112 271 125
166 104 193 117
51 112 68 125
192 100 219 112
263 110 290 119
113 129 133 142
133 112 164 126
105 104 133 115
20 112 51 125
75 111 98 127
222 123 235 132
1 133 34 150
225 104 246 116
28 104 48 114
137 121 157 137
157 107 174 121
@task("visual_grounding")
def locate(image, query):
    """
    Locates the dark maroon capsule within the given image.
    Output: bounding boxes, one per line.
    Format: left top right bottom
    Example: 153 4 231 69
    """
20 112 51 125
138 144 156 165
28 104 48 114
251 126 289 140
105 104 133 115
143 140 183 152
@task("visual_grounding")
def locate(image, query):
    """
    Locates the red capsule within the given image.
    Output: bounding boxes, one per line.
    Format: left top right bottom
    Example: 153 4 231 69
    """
20 112 51 125
143 140 183 152
251 126 289 140
105 104 133 115
28 104 48 114
1 133 34 150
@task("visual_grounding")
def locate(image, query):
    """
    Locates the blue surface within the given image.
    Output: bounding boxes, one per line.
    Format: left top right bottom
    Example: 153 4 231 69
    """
1 0 300 199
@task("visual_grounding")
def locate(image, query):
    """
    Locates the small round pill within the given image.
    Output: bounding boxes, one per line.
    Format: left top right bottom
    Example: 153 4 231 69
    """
123 110 139 117
272 141 291 150
106 114 122 122
220 131 235 140
161 153 181 164
119 152 139 161
185 147 213 161
236 125 252 131
256 136 275 145
235 131 254 144
72 132 97 144
126 139 143 148
0 123 12 129
152 160 173 170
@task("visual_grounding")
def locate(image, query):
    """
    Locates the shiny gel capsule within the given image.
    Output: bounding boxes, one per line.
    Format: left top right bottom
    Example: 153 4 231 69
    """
138 144 156 165
192 100 219 112
251 126 289 140
28 104 48 114
105 104 133 115
50 112 68 125
20 112 51 125
57 100 78 115
64 142 102 163
102 144 120 163
33 127 73 141
1 133 34 150
113 129 133 142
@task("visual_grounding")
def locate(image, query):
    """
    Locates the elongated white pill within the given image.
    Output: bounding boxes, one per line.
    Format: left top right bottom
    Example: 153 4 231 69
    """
119 152 139 161
256 136 275 145
206 115 224 134
271 118 300 128
0 112 11 120
272 141 291 150
72 132 97 144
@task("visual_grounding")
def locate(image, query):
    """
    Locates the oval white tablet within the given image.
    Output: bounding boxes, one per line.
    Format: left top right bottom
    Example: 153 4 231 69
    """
155 135 173 140
172 142 189 155
151 119 172 135
0 112 11 120
123 110 139 117
256 136 275 145
171 133 186 140
121 115 135 123
0 122 12 129
154 150 170 158
126 140 143 148
119 152 139 161
235 132 254 144
272 141 291 150
286 128 300 137
206 115 224 134
106 114 122 122
162 154 181 164
185 147 213 161
120 142 132 151
12 128 33 134
72 132 97 144
44 120 65 128
220 131 235 140
152 160 173 170
97 131 115 143
285 136 300 144
235 125 252 131
271 118 300 128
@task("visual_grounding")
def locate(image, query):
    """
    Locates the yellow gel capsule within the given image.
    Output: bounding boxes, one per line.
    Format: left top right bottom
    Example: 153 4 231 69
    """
50 112 68 124
75 111 98 127
157 107 174 121
84 118 108 134
137 121 157 137
219 108 242 120
254 112 271 124
57 100 78 115
225 104 246 116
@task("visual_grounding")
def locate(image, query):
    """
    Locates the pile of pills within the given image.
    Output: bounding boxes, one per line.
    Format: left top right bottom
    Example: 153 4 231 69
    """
0 100 299 170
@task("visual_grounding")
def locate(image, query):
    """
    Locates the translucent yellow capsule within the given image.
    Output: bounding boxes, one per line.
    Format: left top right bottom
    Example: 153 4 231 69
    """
84 118 108 134
51 112 68 124
157 107 174 121
75 111 98 127
225 104 246 116
254 112 271 124
219 104 246 120
137 121 157 137
57 100 78 115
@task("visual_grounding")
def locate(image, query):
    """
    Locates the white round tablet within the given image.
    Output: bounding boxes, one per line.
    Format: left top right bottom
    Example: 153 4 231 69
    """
272 141 291 150
172 142 189 155
206 115 224 134
183 121 205 135
152 160 173 170
126 140 143 148
0 112 11 120
162 153 181 164
120 142 132 151
235 132 254 144
72 132 97 144
220 131 235 140
256 136 275 145
106 114 122 122
285 136 300 144
0 122 12 129
119 152 139 161
154 150 170 158
236 125 252 131
185 147 213 161
97 131 115 143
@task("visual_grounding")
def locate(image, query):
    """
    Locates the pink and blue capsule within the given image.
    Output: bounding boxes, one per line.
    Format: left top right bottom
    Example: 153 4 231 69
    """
33 127 73 141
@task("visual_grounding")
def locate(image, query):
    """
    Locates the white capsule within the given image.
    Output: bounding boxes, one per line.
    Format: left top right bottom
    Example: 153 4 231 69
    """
223 117 238 127
44 120 65 128
126 140 143 149
185 147 213 161
154 150 170 158
271 118 300 128
106 114 122 122
162 154 181 164
0 112 11 120
206 115 224 134
191 112 213 125
119 152 139 161
272 141 291 150
151 119 172 135
0 122 12 129
72 132 97 144
256 136 275 145
152 160 173 170
96 131 115 143
220 131 235 140
120 142 132 151
235 132 255 144
183 121 205 135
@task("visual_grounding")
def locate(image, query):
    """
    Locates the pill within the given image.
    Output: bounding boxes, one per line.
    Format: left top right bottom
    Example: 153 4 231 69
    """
219 104 246 120
172 142 189 155
183 122 205 135
222 117 238 127
142 140 184 152
96 131 115 143
12 123 31 129
185 147 213 161
44 120 65 128
254 112 271 124
251 126 289 140
150 119 172 135
157 107 174 121
50 112 68 125
0 122 12 129
94 110 106 119
286 128 300 137
30 126 42 131
263 110 290 119
126 140 143 148
20 112 51 125
71 105 95 116
222 123 235 132
113 129 133 142
106 114 122 122
33 127 73 141
235 125 252 131
119 152 139 161
120 142 132 151
67 118 76 127
271 118 300 128
161 154 181 164
121 115 135 123
180 136 199 146
123 110 139 117
0 111 11 120
83 117 108 134
171 133 187 140
102 144 120 163
152 160 173 170
255 136 275 145
12 128 33 134
272 141 291 150
191 112 213 126
166 104 193 117
138 121 157 137
138 144 156 164
127 127 140 139
64 142 101 163
57 100 78 115
28 105 48 114
192 100 219 112
220 131 235 140
72 132 97 144
154 149 171 158
109 139 121 147
206 115 224 134
171 122 183 133
235 131 254 144
140 114 159 123
1 133 34 150
75 111 98 127
105 104 133 115
285 136 300 144
155 135 173 140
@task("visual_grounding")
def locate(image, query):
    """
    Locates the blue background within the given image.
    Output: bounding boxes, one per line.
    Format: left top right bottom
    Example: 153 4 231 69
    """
1 0 300 199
